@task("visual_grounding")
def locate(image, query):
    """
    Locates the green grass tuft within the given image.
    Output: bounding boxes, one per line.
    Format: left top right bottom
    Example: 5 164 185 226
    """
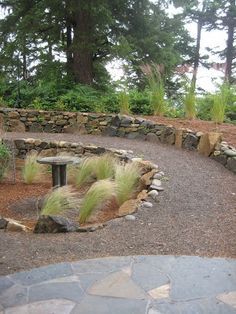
119 91 130 115
75 157 96 188
184 84 196 119
79 179 116 224
22 152 42 184
211 83 229 124
94 153 117 180
115 162 140 205
0 142 10 181
41 185 79 216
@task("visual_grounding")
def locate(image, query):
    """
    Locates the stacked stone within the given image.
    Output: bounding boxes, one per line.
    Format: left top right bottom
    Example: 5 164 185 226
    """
0 108 235 173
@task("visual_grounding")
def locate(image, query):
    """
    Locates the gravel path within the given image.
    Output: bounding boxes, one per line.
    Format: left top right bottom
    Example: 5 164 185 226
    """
1 132 236 275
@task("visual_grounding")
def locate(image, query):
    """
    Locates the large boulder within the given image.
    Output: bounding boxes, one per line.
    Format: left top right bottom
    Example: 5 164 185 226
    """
198 132 222 157
34 215 79 233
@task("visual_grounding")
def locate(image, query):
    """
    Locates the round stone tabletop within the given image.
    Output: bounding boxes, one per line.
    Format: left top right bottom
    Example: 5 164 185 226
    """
0 255 235 313
37 156 75 166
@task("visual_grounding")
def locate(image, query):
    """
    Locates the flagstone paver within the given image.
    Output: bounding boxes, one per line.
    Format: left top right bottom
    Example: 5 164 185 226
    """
0 255 235 314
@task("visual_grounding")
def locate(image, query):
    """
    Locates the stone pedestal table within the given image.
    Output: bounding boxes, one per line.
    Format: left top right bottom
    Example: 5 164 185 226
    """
37 156 78 187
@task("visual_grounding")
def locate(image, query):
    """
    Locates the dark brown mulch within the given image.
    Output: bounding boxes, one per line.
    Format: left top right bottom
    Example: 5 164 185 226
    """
0 132 235 276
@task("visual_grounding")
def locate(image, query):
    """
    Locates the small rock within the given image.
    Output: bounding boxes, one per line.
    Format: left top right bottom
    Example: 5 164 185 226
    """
0 217 8 229
151 179 162 186
77 223 104 232
224 149 236 157
125 215 136 221
148 190 159 201
6 219 30 232
140 170 156 186
142 201 153 208
152 173 163 179
150 185 164 191
137 189 148 201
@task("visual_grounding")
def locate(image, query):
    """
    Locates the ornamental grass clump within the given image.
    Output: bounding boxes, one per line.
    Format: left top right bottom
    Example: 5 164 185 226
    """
22 152 42 184
41 185 79 216
141 63 166 116
211 84 230 124
119 91 130 115
79 179 116 224
115 162 140 206
0 142 10 181
184 84 196 119
94 153 117 180
75 157 96 188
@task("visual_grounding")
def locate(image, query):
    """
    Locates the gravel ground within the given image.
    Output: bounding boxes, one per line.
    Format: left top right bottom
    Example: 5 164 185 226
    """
1 132 236 276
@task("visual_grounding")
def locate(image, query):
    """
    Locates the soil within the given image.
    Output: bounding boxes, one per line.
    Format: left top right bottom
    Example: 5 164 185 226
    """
141 116 236 147
0 132 236 276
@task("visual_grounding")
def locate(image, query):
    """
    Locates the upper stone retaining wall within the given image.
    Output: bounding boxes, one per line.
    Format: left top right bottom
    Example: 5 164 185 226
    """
0 108 235 173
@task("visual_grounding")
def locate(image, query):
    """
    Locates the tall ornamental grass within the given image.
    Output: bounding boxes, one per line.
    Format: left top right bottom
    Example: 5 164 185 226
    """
119 91 130 115
141 63 166 116
75 157 96 188
41 185 79 215
79 179 116 224
211 83 230 124
184 84 196 119
94 153 117 180
22 152 42 184
114 162 140 205
0 142 10 181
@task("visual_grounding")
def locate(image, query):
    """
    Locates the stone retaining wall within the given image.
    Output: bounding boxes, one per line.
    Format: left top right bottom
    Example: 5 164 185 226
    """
0 108 235 173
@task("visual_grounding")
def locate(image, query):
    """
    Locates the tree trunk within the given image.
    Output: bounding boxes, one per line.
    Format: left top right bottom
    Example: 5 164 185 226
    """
191 18 203 90
66 23 73 77
224 0 235 83
72 0 93 85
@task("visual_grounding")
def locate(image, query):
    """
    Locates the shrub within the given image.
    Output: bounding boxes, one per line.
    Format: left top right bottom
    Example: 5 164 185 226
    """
41 185 79 216
118 91 130 114
94 153 117 180
184 84 196 119
22 152 42 184
79 179 116 223
115 162 140 205
0 142 10 181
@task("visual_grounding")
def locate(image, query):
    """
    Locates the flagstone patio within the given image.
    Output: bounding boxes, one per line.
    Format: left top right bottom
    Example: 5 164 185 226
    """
0 255 235 313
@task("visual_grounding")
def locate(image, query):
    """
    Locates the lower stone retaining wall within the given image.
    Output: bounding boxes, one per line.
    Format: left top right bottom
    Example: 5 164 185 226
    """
0 108 235 173
4 138 134 162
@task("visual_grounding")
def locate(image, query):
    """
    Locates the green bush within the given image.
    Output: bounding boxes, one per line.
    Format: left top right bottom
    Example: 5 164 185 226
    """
0 142 10 181
129 90 152 115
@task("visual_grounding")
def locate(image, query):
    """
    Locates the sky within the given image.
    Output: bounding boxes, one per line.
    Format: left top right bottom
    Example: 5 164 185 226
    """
0 5 228 92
